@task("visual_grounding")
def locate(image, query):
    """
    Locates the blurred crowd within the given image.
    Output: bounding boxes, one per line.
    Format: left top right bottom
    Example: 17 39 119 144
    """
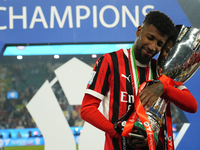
0 58 84 130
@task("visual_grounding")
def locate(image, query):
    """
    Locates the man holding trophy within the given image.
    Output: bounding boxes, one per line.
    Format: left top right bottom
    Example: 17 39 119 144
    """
80 10 198 150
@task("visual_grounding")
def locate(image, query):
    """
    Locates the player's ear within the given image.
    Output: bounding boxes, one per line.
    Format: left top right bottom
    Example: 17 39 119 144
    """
136 26 142 37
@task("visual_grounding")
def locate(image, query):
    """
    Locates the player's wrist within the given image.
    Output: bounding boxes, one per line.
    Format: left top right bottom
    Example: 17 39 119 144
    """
157 75 170 94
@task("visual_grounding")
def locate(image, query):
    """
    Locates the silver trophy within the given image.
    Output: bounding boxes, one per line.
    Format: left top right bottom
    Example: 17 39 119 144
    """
114 25 200 141
135 25 200 140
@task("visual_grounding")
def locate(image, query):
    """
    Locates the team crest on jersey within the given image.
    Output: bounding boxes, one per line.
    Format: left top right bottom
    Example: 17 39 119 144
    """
88 71 96 85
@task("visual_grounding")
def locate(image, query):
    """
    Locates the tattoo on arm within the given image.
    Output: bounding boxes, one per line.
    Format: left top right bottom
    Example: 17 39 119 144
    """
147 83 164 96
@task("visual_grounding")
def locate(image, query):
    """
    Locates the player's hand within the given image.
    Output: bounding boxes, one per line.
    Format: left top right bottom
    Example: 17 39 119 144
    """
139 82 164 108
127 127 148 148
127 126 158 148
127 136 148 148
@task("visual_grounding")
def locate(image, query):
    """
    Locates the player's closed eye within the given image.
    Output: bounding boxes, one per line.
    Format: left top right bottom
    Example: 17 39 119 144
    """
157 41 164 47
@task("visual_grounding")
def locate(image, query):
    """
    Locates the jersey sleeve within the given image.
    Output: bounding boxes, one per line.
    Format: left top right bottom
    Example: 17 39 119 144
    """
162 84 198 113
85 55 110 100
80 94 120 138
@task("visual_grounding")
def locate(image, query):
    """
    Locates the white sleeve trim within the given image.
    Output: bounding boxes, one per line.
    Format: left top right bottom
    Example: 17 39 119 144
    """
85 89 105 100
177 85 187 90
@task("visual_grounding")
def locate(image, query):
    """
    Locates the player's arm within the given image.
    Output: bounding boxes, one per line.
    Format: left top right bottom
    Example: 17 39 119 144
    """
139 80 198 113
161 83 198 113
80 94 120 138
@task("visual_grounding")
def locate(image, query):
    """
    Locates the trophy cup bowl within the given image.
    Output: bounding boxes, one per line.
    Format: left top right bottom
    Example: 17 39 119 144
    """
114 25 200 141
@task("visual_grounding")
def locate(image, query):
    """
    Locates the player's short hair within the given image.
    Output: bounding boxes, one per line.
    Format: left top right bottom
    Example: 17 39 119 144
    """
165 25 182 46
143 10 175 37
167 26 179 45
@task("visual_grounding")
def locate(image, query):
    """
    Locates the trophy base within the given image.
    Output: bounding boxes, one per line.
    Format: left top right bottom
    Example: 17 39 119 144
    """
133 110 163 142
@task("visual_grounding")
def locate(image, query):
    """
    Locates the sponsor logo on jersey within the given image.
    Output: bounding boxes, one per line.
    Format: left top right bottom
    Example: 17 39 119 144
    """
120 91 134 103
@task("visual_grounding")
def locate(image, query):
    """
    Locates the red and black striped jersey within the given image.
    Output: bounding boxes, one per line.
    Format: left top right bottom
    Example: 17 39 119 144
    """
85 48 157 150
